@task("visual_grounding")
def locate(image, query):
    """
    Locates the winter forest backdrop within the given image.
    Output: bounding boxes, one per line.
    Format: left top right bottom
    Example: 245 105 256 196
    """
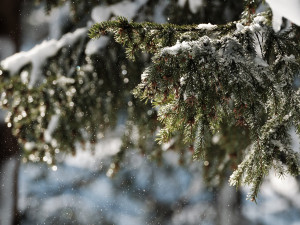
1 0 300 224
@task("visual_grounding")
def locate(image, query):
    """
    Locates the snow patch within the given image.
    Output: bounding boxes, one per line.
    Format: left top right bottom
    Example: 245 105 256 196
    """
178 0 203 14
91 6 111 23
266 0 300 31
269 173 299 198
236 23 244 32
91 0 148 23
85 36 110 55
64 130 122 169
44 115 60 143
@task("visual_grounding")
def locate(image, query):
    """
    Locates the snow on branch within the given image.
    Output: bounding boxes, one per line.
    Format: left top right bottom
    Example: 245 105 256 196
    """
1 28 86 88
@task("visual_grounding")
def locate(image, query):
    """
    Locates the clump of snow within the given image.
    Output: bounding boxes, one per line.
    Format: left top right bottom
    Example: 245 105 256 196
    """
140 68 150 81
1 28 86 88
197 23 217 30
254 57 269 67
162 41 192 55
282 54 296 62
85 36 110 55
236 23 244 32
180 75 187 86
266 0 300 32
178 0 203 14
234 15 268 59
20 70 29 84
91 0 147 23
235 15 266 34
161 138 176 151
253 15 267 24
161 36 214 59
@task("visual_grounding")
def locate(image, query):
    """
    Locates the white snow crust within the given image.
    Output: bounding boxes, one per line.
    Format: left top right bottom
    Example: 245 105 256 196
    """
197 23 217 30
1 28 86 88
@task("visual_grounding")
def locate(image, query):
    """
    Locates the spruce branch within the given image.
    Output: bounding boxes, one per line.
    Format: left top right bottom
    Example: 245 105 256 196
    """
122 13 300 201
1 0 300 203
89 16 237 59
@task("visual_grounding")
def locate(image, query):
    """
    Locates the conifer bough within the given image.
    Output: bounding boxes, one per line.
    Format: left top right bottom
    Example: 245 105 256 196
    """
90 10 300 201
0 0 300 202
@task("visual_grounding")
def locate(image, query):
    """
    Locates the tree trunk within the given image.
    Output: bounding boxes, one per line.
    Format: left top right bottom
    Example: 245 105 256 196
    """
0 0 22 224
0 151 20 225
214 183 249 225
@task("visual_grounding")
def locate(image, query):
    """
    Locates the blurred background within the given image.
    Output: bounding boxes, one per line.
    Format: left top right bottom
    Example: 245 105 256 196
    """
1 0 300 225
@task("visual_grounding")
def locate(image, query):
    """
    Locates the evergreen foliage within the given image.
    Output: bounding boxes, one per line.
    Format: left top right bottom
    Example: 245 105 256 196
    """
1 0 300 201
89 9 300 200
